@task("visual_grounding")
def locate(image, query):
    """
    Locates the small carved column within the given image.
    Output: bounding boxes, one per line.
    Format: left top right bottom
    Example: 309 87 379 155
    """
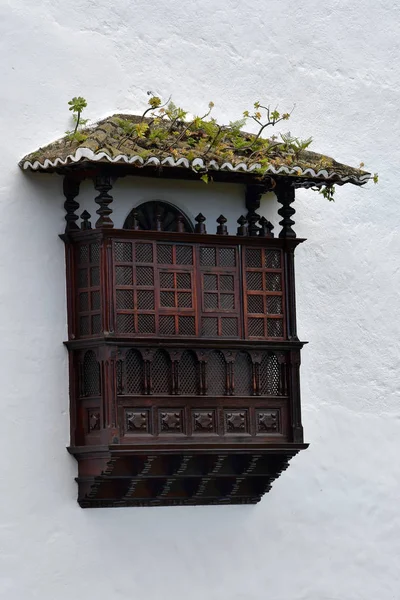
245 184 263 236
275 180 299 340
102 236 115 335
275 179 296 239
287 349 304 443
99 346 119 445
63 175 81 232
94 174 114 228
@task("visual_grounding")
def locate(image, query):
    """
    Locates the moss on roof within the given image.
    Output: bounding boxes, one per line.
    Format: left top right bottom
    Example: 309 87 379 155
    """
20 114 371 186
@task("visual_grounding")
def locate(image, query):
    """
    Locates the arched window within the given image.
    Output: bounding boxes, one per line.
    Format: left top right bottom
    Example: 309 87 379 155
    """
123 200 193 232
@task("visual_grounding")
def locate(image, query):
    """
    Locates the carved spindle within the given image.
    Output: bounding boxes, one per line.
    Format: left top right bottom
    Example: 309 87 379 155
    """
130 210 140 231
245 184 264 237
195 213 207 234
236 215 248 236
258 216 274 238
155 209 163 231
276 181 296 238
94 174 114 228
247 212 260 236
80 210 92 230
176 214 185 233
63 176 80 233
216 215 228 235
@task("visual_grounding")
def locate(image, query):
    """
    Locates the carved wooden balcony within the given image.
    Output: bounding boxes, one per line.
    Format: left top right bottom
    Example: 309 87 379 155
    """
65 224 307 507
20 112 373 507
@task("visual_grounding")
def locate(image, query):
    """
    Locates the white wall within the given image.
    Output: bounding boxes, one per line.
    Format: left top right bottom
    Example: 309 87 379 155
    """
1 1 399 599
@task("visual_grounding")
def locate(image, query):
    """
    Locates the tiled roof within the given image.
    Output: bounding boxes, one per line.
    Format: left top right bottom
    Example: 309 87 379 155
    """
20 114 370 186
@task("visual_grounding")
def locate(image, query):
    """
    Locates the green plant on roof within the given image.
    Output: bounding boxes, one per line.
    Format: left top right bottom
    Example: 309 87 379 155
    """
63 94 377 197
66 96 89 142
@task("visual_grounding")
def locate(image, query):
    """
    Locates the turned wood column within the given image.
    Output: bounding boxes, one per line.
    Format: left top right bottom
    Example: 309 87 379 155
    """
94 173 114 228
63 175 81 233
275 180 299 341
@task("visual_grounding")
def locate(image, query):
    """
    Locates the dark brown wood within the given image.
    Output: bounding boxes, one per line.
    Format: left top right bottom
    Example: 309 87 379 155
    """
80 210 92 230
216 215 228 235
237 216 248 236
195 213 206 234
258 216 274 238
63 175 80 233
94 174 114 228
62 177 307 507
276 180 296 238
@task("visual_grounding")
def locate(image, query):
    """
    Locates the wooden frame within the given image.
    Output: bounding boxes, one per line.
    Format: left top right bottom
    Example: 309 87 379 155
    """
61 172 308 507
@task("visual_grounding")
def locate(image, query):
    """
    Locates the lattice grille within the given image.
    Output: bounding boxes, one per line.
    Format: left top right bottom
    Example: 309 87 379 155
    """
90 267 100 286
202 317 218 336
138 314 155 333
179 351 198 395
234 352 253 396
91 314 101 334
267 296 283 314
83 351 100 397
136 243 153 263
204 293 218 310
220 294 234 310
220 275 234 291
136 266 154 286
79 245 89 264
79 316 90 336
260 353 281 395
160 272 174 288
265 249 281 269
178 316 195 335
246 272 263 290
115 242 132 262
176 245 193 265
152 351 172 394
177 292 192 308
246 248 262 268
267 319 283 338
91 291 101 311
207 351 226 395
160 291 175 307
79 292 89 312
90 243 100 264
176 273 191 289
265 273 282 291
248 317 264 337
221 317 238 337
247 295 263 314
117 313 135 333
78 269 88 288
137 290 154 310
116 290 134 310
204 274 217 290
200 247 216 266
157 244 173 264
116 266 133 286
126 350 143 394
219 248 236 267
159 315 175 335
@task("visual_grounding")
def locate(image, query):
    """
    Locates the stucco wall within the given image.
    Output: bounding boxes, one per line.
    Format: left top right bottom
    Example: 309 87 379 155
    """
1 1 399 599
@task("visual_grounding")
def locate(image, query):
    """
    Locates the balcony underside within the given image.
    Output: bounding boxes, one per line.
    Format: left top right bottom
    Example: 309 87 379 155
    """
69 444 308 507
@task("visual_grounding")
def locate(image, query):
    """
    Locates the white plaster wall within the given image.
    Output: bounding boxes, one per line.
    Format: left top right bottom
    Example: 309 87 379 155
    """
0 1 399 599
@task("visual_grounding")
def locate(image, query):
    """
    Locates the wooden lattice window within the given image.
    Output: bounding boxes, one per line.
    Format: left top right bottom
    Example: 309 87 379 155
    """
244 247 285 339
76 243 102 336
